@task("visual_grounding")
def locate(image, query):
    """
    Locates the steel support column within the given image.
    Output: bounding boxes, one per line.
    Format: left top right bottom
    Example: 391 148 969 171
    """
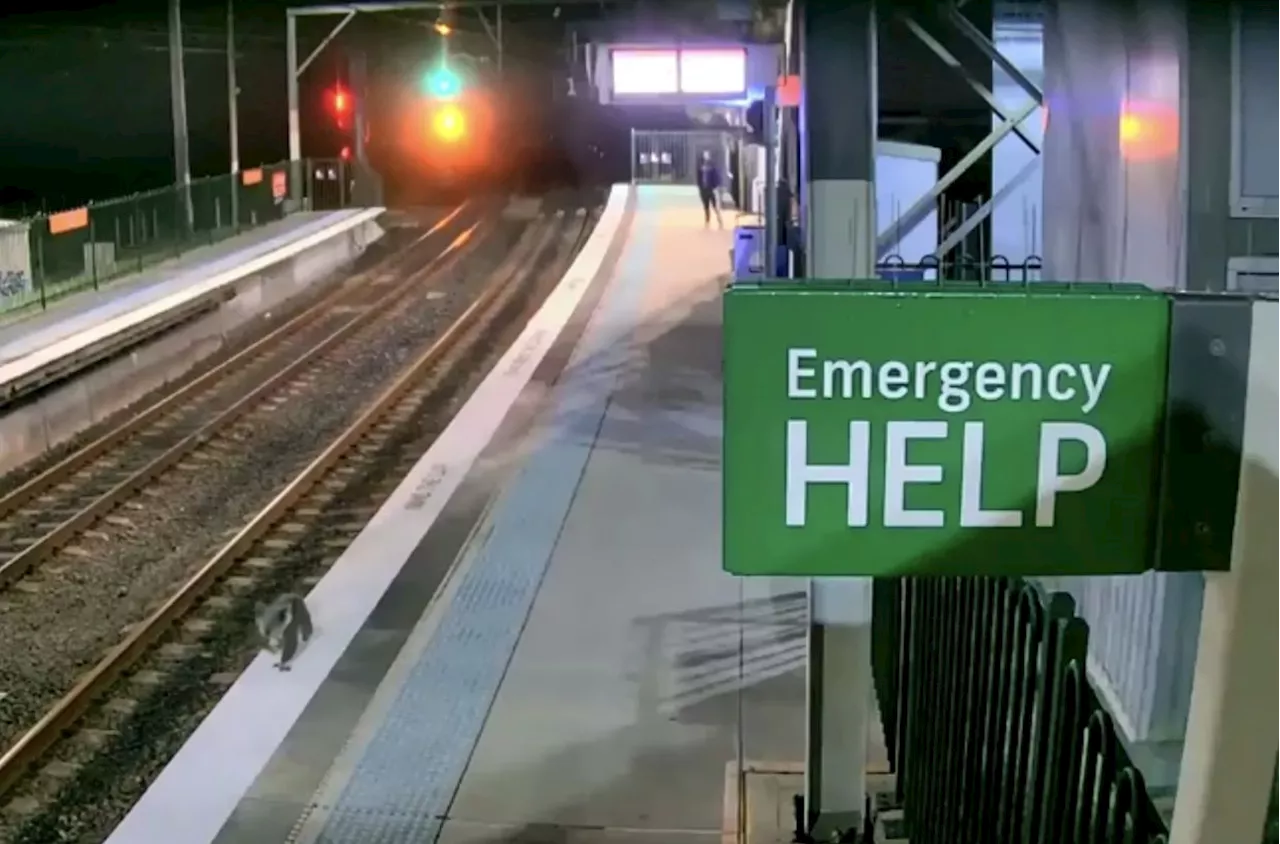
801 0 877 279
799 1 877 839
286 13 302 204
350 49 368 164
228 0 241 227
169 0 193 229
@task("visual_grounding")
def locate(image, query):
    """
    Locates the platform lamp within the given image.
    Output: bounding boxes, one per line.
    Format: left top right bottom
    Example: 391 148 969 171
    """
434 4 455 37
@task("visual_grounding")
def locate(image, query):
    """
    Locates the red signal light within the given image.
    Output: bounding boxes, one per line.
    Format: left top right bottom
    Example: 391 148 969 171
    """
327 86 353 131
328 86 353 128
340 145 351 161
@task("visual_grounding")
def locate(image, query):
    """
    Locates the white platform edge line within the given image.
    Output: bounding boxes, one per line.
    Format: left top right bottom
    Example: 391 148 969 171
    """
288 490 500 843
0 207 384 387
103 184 633 844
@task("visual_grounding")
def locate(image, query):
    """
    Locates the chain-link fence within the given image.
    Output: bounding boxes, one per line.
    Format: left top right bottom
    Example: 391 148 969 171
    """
0 159 371 319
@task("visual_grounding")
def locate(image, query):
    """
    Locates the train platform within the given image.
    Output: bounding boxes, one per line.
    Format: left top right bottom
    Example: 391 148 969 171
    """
105 185 808 844
0 208 382 393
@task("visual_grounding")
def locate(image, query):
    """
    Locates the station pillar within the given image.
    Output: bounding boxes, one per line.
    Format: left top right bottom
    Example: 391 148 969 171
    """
798 0 879 839
800 0 877 279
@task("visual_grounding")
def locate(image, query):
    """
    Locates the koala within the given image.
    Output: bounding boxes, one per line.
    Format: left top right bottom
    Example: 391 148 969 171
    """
255 592 313 671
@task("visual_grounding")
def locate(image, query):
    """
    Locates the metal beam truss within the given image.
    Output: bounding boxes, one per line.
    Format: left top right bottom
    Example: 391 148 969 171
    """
878 3 1046 267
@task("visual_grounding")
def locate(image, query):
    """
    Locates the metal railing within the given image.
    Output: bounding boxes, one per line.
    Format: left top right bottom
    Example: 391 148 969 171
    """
872 576 1171 844
630 128 741 188
876 254 1045 283
0 158 375 320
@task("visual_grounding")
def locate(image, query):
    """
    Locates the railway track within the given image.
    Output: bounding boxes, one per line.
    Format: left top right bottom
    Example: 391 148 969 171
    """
0 203 482 590
0 197 597 843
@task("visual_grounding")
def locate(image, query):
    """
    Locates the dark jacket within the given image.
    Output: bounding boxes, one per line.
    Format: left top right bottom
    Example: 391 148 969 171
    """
697 160 722 192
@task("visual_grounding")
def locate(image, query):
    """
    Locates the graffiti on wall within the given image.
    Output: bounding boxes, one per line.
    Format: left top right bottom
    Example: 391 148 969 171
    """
0 270 31 301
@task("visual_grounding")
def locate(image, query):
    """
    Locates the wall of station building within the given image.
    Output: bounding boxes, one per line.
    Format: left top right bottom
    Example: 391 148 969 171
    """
997 0 1277 295
1041 0 1188 292
995 4 1189 286
1010 0 1203 745
1024 0 1277 766
1029 0 1187 763
1182 1 1278 293
1024 0 1203 747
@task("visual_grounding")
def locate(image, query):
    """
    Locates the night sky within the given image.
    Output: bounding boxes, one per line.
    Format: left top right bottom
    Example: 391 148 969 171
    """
0 0 594 218
0 1 306 217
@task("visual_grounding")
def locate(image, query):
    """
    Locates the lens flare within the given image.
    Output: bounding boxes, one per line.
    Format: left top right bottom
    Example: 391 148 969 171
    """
425 67 462 99
432 104 466 142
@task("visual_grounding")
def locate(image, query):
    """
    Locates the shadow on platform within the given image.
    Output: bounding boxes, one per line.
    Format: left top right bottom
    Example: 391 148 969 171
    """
545 279 724 472
633 591 806 724
434 593 806 843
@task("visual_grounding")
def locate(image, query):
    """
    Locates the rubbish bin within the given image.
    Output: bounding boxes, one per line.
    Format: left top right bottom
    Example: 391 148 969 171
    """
733 225 765 280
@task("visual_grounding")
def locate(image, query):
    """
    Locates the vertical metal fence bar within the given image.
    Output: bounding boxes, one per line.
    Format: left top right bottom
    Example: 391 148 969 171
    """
917 582 942 841
995 593 1026 841
913 582 937 841
1007 594 1044 840
939 579 965 836
956 580 983 842
1022 595 1069 844
1050 628 1088 844
629 128 636 183
895 578 916 807
956 580 982 842
978 582 1012 836
874 580 1173 844
901 579 923 836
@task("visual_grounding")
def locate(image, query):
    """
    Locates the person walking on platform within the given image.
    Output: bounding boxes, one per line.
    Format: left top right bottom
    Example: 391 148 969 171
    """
697 150 724 229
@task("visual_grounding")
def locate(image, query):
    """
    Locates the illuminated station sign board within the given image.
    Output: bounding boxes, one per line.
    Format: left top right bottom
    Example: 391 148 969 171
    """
609 47 748 100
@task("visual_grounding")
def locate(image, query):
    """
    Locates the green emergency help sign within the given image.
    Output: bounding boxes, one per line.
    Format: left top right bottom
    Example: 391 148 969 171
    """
722 285 1172 577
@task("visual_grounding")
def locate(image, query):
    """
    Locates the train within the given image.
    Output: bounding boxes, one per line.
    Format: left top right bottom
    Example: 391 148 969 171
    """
353 80 595 205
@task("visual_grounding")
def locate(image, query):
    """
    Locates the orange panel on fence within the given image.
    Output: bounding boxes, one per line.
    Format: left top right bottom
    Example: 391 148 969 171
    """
242 167 264 186
777 74 801 108
48 207 89 235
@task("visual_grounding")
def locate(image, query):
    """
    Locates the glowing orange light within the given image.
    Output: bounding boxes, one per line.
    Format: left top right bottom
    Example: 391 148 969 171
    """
1118 99 1178 161
434 22 452 35
1119 113 1143 144
431 104 466 142
333 90 349 113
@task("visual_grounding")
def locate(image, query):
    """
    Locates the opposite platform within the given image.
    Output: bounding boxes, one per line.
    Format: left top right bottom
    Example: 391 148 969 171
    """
0 209 378 379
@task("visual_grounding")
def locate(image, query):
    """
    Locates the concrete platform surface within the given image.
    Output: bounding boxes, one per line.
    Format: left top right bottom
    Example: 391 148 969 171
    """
232 188 811 844
436 189 807 842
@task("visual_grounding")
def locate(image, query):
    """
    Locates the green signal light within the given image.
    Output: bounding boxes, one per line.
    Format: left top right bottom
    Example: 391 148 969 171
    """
424 67 462 99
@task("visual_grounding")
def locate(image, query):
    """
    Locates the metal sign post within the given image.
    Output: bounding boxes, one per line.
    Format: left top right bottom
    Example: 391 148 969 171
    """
763 85 778 280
